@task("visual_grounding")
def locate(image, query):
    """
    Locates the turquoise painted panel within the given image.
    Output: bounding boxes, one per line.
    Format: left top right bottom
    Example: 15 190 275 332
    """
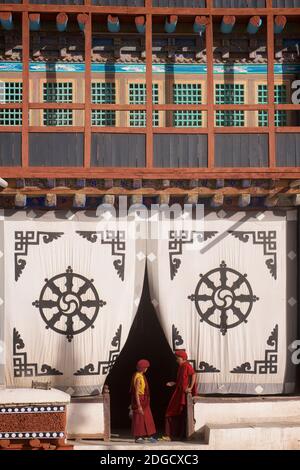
0 62 300 74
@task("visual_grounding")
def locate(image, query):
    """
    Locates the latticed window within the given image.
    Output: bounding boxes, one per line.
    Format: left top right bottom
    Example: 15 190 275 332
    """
91 82 116 127
129 83 159 127
173 83 202 127
43 82 73 126
215 83 245 127
0 81 22 125
257 84 287 127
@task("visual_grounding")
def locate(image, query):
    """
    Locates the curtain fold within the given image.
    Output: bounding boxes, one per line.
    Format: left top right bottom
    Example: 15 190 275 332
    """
147 210 298 395
4 211 146 395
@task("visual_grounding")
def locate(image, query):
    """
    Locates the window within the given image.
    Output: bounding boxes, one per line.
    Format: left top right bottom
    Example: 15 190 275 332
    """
215 83 245 127
129 83 159 127
173 83 202 127
0 81 22 126
92 82 116 127
43 82 73 126
257 84 287 127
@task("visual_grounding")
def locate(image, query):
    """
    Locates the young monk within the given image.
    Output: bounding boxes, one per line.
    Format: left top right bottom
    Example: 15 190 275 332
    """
164 350 196 441
130 359 157 443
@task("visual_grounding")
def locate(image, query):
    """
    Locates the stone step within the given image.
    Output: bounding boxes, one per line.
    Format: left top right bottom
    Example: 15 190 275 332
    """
204 422 300 450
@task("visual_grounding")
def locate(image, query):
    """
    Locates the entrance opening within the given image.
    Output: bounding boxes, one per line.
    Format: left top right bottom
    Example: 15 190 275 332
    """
105 269 177 434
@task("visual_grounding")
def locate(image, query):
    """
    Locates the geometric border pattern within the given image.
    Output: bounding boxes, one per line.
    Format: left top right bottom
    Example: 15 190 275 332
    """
0 406 65 414
229 230 277 280
0 431 65 440
76 230 126 281
14 231 64 282
74 324 122 376
172 324 220 373
169 230 218 280
13 328 63 378
230 324 279 374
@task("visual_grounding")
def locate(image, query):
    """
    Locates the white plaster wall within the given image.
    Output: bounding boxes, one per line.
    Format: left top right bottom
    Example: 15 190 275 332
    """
194 399 300 432
67 402 104 438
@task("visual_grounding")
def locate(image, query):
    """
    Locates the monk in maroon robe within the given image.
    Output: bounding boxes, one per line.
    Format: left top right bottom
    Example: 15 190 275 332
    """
130 359 157 443
164 350 196 441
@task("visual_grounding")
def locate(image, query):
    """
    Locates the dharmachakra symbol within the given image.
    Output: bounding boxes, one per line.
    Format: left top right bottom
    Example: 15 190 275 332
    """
32 266 106 342
188 261 259 336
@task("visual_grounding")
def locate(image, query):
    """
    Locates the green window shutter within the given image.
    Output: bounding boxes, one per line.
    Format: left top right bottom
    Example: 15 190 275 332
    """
91 82 116 127
43 82 73 126
215 83 245 127
173 83 202 127
129 83 159 127
0 82 22 126
257 84 287 127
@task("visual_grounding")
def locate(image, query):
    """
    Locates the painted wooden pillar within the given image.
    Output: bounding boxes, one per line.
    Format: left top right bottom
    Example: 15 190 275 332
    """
165 15 177 34
220 15 235 34
107 15 120 33
247 16 262 34
193 16 208 35
29 13 40 32
56 13 68 32
77 13 88 32
135 16 145 34
0 12 13 31
274 15 287 34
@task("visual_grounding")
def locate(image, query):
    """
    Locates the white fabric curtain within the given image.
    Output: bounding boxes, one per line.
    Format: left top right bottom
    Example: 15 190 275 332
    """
4 211 146 395
147 210 298 395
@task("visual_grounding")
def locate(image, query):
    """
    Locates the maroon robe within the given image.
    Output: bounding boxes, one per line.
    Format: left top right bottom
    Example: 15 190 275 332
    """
130 374 156 438
165 361 196 440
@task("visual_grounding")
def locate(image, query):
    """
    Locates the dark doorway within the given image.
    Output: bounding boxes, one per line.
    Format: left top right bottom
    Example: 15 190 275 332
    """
105 269 177 433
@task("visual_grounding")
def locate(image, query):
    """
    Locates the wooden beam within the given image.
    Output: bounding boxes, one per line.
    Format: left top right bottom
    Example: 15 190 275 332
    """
165 15 178 34
145 8 153 169
77 13 88 32
292 194 300 206
274 15 286 34
267 13 275 169
220 16 235 34
84 13 92 169
206 16 214 169
0 5 299 17
247 16 262 34
107 15 120 33
29 13 40 31
2 168 300 180
22 12 29 169
73 193 86 208
238 193 251 208
135 16 145 34
193 16 208 34
0 12 13 31
56 13 68 32
211 193 224 208
45 193 57 208
15 193 26 208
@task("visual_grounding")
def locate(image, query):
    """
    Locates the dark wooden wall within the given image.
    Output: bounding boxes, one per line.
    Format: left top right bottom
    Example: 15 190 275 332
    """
28 0 84 3
152 0 205 6
213 0 266 6
276 134 300 167
91 0 144 5
215 134 268 167
272 0 300 6
29 133 84 166
91 134 146 167
154 134 208 167
0 133 21 167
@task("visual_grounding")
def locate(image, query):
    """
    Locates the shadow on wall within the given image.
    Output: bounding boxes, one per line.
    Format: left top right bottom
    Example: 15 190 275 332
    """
105 269 178 432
